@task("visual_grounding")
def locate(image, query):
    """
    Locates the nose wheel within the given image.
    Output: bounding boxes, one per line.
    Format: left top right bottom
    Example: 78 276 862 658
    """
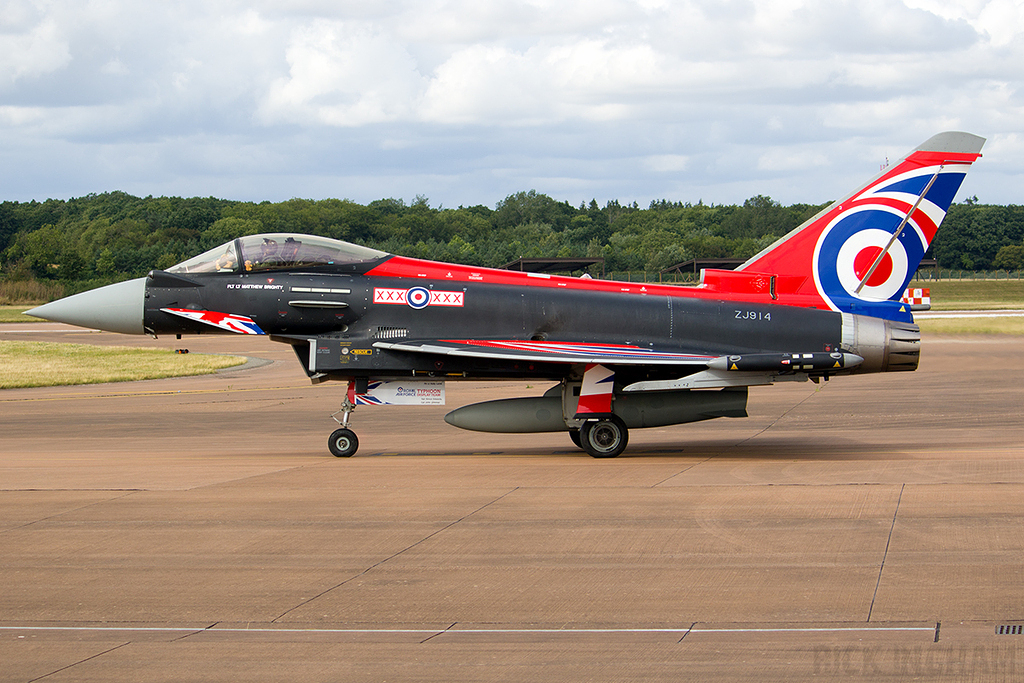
328 427 359 457
328 380 360 457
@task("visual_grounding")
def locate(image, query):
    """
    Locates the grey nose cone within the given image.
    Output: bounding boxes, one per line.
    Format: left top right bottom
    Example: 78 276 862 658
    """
26 277 147 335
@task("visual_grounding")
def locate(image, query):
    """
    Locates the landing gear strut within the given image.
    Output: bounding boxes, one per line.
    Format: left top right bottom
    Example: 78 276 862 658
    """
562 365 629 458
328 381 360 457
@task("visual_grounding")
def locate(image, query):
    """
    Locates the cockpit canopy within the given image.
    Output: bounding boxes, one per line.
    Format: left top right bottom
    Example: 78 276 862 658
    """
167 234 389 275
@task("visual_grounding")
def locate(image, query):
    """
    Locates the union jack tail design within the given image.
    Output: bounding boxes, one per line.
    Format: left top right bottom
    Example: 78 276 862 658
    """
161 308 265 335
731 132 984 321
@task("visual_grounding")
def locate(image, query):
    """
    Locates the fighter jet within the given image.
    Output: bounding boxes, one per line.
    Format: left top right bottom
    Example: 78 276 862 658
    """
28 132 984 458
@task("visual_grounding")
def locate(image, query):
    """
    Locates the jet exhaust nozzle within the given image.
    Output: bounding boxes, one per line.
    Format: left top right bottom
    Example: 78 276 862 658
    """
841 314 921 373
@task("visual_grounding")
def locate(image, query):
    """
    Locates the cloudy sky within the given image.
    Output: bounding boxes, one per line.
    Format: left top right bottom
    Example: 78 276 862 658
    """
2 0 1021 208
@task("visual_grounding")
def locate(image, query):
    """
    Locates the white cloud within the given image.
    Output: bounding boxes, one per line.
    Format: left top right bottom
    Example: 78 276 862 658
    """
0 18 71 85
645 154 690 173
260 20 426 126
977 0 1024 45
905 0 1024 45
0 105 47 127
100 58 129 76
0 0 1021 205
756 148 830 172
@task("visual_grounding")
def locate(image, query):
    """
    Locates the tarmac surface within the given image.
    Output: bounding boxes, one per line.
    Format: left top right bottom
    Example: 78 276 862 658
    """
2 324 1024 681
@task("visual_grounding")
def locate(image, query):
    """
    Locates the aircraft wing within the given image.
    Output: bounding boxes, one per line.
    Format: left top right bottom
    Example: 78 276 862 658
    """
372 339 716 366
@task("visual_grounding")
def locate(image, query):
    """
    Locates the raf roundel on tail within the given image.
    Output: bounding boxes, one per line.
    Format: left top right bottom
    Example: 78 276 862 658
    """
740 132 985 321
28 132 985 458
814 139 977 318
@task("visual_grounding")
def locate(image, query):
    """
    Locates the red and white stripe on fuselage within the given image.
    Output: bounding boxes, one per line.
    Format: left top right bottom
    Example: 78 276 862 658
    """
363 133 982 322
365 255 825 309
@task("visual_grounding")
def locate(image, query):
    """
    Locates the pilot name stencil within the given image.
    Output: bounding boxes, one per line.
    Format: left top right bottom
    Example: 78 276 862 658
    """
226 283 284 290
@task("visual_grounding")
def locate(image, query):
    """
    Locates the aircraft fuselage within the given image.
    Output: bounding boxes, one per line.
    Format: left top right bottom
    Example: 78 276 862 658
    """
144 265 845 386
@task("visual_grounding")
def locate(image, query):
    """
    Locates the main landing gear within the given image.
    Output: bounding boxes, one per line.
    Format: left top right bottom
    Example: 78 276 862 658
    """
574 416 629 459
325 377 629 459
328 383 359 457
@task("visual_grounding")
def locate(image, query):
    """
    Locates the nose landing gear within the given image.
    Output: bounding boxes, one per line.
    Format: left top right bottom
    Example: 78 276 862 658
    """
328 380 360 457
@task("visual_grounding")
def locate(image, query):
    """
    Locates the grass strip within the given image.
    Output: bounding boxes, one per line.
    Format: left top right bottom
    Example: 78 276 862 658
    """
0 306 37 323
917 316 1024 336
0 340 247 389
918 280 1024 310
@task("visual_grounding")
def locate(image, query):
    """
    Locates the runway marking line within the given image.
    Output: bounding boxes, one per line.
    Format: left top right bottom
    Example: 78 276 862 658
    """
0 384 311 403
0 625 938 635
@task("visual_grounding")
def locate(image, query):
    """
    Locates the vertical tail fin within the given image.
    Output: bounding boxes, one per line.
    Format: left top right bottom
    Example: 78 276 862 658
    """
737 132 985 320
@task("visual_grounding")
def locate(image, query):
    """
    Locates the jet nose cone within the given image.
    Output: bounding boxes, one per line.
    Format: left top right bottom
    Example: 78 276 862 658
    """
26 277 147 335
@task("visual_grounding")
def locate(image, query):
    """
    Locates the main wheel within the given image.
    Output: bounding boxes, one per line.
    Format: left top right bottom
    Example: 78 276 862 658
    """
568 428 582 449
328 428 359 457
580 416 628 458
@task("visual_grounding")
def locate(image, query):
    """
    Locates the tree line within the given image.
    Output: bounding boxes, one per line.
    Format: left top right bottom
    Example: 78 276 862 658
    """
1 190 1022 293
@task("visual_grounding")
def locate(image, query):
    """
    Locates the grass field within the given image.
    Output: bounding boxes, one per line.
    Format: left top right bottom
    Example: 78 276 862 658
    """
917 279 1024 310
0 341 246 389
917 316 1024 335
0 306 39 323
0 279 65 306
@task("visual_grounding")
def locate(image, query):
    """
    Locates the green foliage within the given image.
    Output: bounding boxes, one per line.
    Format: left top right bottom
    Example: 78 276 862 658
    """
993 244 1024 270
495 191 574 231
203 217 263 248
933 204 1024 270
1 190 1019 288
0 279 65 305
